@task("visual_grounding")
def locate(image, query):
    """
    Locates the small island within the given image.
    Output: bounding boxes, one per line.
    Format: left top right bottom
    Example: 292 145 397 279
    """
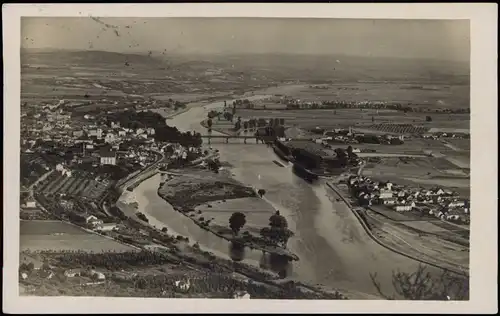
157 168 299 261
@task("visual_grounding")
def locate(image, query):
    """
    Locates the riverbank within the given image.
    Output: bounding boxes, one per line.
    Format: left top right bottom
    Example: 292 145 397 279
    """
325 181 469 276
156 169 300 261
111 174 347 298
140 91 462 299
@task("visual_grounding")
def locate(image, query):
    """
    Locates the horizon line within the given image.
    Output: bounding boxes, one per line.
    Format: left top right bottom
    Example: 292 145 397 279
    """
20 47 470 64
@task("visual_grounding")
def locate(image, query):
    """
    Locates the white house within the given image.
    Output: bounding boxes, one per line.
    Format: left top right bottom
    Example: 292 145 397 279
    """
174 279 191 292
86 215 103 227
379 189 393 199
73 130 84 138
233 291 251 299
394 202 416 212
383 198 396 205
89 129 103 139
448 200 465 208
105 133 117 144
64 269 79 278
90 270 106 280
147 128 155 135
446 214 460 221
385 181 393 190
100 148 117 166
433 188 445 196
118 130 126 137
25 200 37 208
97 223 118 232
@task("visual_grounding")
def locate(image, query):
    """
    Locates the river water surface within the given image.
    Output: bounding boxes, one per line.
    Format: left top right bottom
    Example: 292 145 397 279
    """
133 96 443 298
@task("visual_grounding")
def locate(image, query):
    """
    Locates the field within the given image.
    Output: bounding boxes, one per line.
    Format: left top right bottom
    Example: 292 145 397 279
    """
20 220 136 252
37 171 112 201
235 107 469 132
369 205 437 222
362 209 469 273
158 169 257 209
195 197 275 232
237 80 469 108
21 50 281 107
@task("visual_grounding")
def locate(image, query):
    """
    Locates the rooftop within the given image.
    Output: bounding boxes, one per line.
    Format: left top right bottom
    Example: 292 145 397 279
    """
99 147 116 158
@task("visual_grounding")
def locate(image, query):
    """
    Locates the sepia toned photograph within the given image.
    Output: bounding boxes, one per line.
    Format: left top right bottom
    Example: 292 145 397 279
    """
3 3 497 314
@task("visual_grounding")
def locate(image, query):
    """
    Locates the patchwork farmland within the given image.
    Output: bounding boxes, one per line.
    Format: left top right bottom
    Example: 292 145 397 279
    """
37 171 113 202
357 123 430 135
20 220 137 252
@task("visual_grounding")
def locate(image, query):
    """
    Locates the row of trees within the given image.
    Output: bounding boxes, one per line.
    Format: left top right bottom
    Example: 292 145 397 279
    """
283 99 470 114
106 110 202 148
206 111 287 137
49 250 176 270
228 210 293 249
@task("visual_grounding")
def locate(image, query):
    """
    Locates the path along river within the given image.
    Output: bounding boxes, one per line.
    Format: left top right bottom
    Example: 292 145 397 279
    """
132 95 444 298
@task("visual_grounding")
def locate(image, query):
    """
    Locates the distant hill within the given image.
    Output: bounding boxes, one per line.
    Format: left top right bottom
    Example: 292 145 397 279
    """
21 49 167 68
20 48 469 85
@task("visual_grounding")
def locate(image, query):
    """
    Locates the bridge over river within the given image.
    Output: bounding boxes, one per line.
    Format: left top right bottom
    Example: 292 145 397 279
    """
201 134 275 144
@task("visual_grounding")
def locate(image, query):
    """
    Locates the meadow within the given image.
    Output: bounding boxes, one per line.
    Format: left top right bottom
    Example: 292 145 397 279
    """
20 220 136 253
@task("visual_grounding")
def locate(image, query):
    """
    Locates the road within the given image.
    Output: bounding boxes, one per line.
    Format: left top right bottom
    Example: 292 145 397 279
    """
117 151 165 191
326 181 467 276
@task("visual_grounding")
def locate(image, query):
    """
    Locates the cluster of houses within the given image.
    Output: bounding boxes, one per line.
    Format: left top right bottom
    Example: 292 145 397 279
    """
75 124 156 147
347 176 470 223
85 215 122 232
421 131 470 140
19 259 106 283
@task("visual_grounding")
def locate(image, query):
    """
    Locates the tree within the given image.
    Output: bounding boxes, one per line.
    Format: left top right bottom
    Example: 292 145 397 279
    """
135 278 148 289
229 212 247 235
273 118 280 127
243 121 249 130
369 264 469 300
260 211 293 247
42 261 51 271
90 273 99 281
26 262 35 272
257 189 266 198
207 118 213 129
269 210 288 230
426 116 433 122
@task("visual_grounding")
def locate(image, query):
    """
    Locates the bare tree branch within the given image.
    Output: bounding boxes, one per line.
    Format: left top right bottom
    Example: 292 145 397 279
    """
370 264 469 300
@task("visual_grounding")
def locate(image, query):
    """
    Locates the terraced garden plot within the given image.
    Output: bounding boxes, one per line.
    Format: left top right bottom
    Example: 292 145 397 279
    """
73 179 91 196
65 178 84 195
43 174 68 195
81 181 110 200
56 177 78 195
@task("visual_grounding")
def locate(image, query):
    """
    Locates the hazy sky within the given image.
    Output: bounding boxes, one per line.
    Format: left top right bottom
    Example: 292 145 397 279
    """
21 17 470 61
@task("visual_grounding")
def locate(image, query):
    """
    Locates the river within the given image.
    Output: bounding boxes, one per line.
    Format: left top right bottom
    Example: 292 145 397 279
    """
134 96 442 299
